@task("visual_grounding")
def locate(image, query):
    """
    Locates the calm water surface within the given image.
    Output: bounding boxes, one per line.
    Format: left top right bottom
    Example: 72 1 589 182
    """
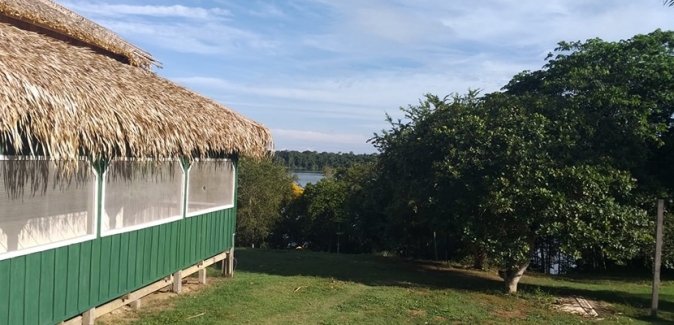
293 171 324 187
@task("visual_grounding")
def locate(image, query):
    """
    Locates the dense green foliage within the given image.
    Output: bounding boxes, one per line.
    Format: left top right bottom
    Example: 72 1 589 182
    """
236 157 296 248
236 30 674 294
273 150 378 171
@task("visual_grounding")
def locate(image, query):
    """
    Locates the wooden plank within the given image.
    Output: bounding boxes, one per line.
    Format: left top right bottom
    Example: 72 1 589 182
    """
170 221 180 271
123 276 172 302
66 245 82 316
8 257 26 325
151 227 160 279
118 232 130 294
182 263 201 278
89 239 101 307
177 219 186 268
99 237 112 301
24 253 41 325
184 218 193 266
129 231 145 288
0 260 11 325
109 235 121 297
164 223 174 270
219 212 226 249
124 231 138 291
180 251 226 278
211 214 220 253
53 246 70 320
159 225 168 278
200 215 208 259
190 218 198 264
93 297 126 319
143 228 153 282
212 212 220 253
204 252 228 268
39 250 55 325
78 241 92 310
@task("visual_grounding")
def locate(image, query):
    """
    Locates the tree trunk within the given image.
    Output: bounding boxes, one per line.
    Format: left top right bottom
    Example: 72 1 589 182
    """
499 263 529 294
471 243 487 270
473 251 487 270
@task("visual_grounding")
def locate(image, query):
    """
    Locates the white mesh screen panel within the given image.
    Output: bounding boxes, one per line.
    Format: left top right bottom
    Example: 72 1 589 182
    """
0 157 96 256
102 160 184 234
187 160 235 216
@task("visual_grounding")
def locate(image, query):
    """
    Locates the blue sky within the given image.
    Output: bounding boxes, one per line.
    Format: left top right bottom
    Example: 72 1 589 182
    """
61 0 674 153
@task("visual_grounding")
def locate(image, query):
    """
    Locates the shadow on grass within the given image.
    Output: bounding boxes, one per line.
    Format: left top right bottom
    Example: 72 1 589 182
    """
234 248 674 323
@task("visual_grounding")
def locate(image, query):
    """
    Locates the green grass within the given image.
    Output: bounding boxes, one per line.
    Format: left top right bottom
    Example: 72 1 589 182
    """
122 249 674 325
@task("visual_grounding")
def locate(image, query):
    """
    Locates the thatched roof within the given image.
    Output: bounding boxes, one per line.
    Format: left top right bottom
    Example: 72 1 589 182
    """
0 19 273 161
0 0 158 69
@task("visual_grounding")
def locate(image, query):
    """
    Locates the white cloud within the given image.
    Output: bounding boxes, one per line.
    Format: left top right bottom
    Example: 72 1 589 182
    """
61 2 231 19
247 3 286 18
272 129 368 145
270 128 374 154
89 19 277 55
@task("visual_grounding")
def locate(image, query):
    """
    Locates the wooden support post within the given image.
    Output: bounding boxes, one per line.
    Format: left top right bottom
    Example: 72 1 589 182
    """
652 199 665 318
82 307 95 325
222 250 233 277
129 299 142 309
172 270 182 293
229 233 235 277
223 248 234 277
221 251 228 276
198 261 207 284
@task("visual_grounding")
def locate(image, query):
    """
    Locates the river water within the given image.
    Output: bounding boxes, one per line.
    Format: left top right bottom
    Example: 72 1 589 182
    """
293 171 324 187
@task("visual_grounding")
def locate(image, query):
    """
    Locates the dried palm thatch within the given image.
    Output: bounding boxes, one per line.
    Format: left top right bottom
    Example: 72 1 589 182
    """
0 21 274 162
0 0 158 69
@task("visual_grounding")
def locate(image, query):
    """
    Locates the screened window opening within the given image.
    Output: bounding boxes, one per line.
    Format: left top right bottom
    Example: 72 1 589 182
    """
0 157 96 258
102 160 184 235
187 159 235 216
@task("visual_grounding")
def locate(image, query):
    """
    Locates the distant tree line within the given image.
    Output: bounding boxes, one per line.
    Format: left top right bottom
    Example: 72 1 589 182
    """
272 150 377 171
237 30 674 294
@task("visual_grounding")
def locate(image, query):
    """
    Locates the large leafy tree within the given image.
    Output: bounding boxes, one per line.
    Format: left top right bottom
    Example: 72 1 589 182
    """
492 30 674 283
373 30 674 293
374 93 649 293
236 157 296 248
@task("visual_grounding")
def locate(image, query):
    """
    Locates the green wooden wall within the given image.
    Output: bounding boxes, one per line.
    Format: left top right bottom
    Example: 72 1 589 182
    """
0 158 239 325
0 209 236 325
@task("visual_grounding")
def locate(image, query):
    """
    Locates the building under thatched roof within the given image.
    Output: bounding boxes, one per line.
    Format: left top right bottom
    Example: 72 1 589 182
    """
0 2 266 324
0 0 273 162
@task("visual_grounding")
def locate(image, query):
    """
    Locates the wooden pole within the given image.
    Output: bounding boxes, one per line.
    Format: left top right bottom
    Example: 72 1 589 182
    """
82 307 95 325
172 271 182 293
198 261 207 284
433 231 438 261
651 199 665 318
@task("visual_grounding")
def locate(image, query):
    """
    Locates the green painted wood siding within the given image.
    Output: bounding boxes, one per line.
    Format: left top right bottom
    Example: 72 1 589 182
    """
0 208 236 325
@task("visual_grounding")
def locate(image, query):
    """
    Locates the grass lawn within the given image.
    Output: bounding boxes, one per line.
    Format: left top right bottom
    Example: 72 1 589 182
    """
118 249 674 325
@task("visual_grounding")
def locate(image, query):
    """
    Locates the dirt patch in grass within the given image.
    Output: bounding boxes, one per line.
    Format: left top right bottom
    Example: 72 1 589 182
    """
492 308 525 319
96 276 226 325
407 309 427 317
